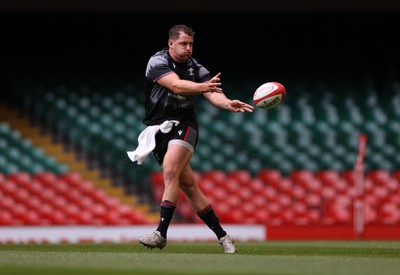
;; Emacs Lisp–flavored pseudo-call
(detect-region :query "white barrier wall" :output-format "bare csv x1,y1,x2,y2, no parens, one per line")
0,224,265,244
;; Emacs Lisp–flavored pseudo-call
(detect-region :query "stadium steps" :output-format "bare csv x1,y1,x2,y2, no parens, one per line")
0,100,156,219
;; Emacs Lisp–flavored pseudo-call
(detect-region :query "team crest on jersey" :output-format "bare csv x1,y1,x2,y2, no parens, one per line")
188,68,194,76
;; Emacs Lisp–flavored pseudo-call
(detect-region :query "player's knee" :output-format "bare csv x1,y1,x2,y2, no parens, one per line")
163,167,180,183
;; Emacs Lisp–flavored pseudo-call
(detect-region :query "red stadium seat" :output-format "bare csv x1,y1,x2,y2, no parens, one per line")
249,178,265,193
266,201,282,215
392,170,400,183
334,194,352,208
321,186,337,200
82,211,98,225
316,170,340,185
75,179,96,195
0,210,14,225
379,203,400,224
342,170,356,185
303,178,322,193
198,178,216,196
79,196,96,211
241,202,257,217
253,208,270,224
13,188,30,205
52,179,70,195
290,170,315,185
385,192,400,205
8,171,31,184
91,189,109,204
226,170,252,186
21,210,41,225
102,210,122,225
372,186,389,200
224,178,241,196
257,169,282,186
149,171,164,188
290,185,307,200
261,186,278,200
251,194,266,208
290,170,322,193
0,196,16,212
176,201,195,220
276,194,292,208
306,209,322,224
364,205,378,225
209,186,227,203
367,170,391,186
34,171,58,188
59,171,83,184
326,207,352,224
317,170,348,194
359,177,372,192
27,179,45,197
279,208,296,224
276,178,293,194
303,193,322,208
202,170,226,185
267,217,284,226
52,196,70,212
225,195,241,209
125,210,149,224
2,180,19,200
23,196,42,213
292,201,307,215
364,193,380,208
223,209,245,224
239,187,254,203
214,201,242,223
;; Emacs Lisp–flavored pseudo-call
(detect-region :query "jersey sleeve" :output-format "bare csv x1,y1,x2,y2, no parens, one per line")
197,66,211,83
145,54,174,82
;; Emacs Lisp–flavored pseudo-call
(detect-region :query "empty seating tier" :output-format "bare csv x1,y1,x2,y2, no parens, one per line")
149,169,400,225
0,172,153,226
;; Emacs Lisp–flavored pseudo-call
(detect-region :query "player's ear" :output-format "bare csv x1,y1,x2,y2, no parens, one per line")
168,39,173,47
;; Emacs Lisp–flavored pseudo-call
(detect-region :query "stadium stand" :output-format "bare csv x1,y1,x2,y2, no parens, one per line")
1,67,399,225
0,99,158,223
0,171,155,225
149,169,400,226
0,123,68,174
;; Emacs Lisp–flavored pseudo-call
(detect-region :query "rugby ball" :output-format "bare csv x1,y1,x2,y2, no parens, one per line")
253,82,286,110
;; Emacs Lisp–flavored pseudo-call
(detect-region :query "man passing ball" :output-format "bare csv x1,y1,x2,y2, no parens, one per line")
129,24,253,253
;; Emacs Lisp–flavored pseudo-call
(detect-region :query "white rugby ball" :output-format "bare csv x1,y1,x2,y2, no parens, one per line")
253,82,286,110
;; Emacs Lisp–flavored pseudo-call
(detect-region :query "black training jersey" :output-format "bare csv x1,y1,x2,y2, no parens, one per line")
143,47,211,125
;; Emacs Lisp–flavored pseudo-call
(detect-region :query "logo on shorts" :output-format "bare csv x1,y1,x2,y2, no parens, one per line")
178,130,183,136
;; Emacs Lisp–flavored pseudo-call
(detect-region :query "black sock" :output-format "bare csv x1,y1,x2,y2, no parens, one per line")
156,200,176,238
198,204,226,240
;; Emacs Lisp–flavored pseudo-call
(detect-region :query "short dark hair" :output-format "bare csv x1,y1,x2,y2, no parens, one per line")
169,24,195,40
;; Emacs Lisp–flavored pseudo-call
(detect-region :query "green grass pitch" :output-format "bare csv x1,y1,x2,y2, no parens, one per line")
1,241,400,275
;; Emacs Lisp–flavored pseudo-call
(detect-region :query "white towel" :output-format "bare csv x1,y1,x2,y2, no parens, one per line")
127,120,180,165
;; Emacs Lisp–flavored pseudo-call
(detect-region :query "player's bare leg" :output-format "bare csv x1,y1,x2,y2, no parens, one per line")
180,164,237,253
139,144,189,249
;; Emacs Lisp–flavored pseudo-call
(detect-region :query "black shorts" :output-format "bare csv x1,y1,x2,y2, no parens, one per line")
152,120,199,165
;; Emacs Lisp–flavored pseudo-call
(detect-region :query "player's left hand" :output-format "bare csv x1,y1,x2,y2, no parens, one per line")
228,100,254,112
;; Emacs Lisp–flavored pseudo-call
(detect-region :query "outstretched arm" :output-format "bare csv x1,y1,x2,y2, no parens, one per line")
157,72,223,95
204,92,254,113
